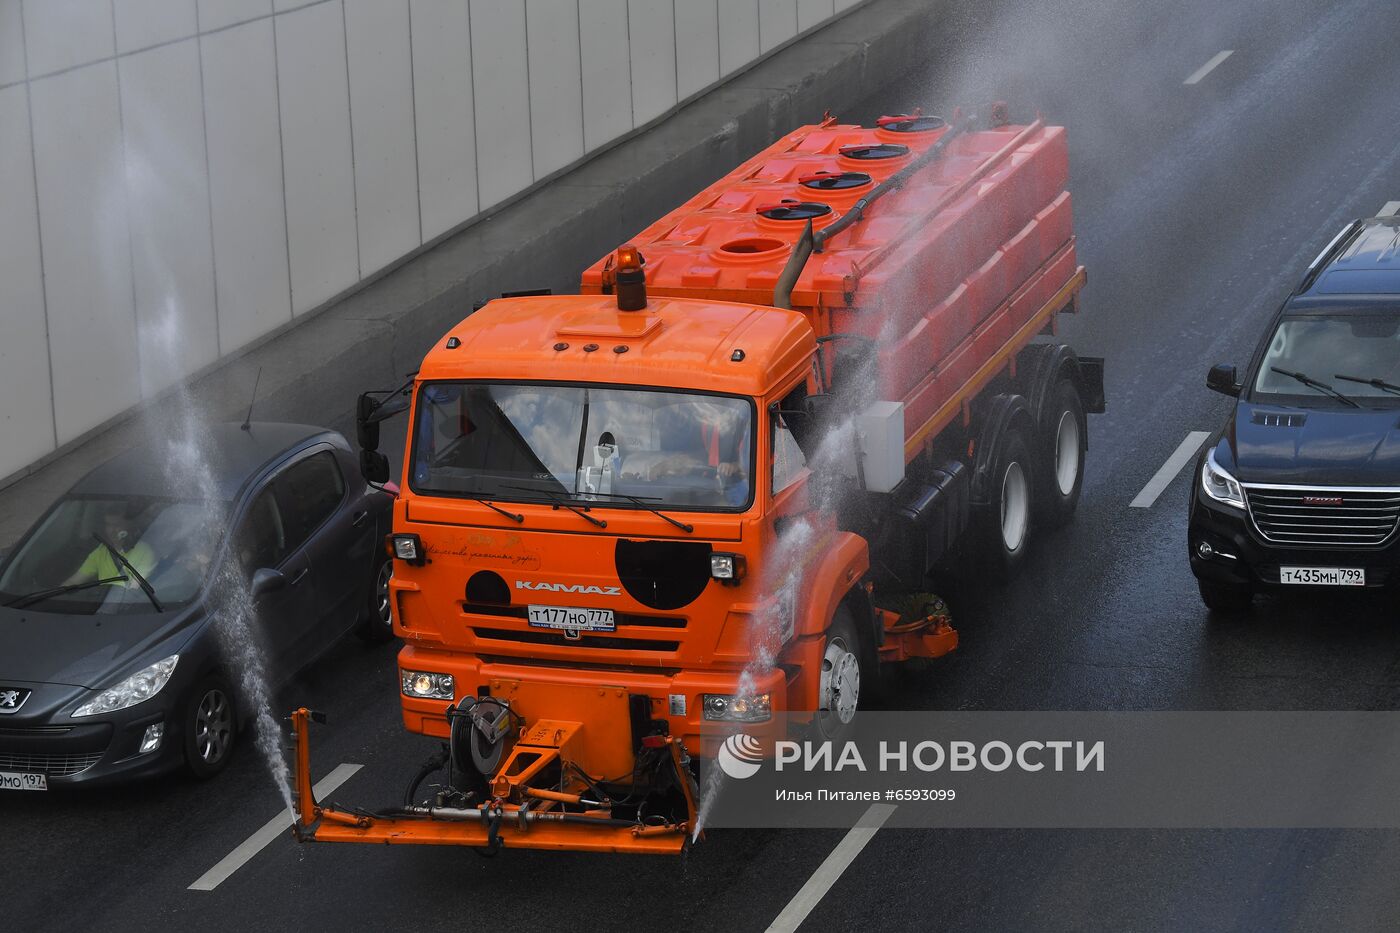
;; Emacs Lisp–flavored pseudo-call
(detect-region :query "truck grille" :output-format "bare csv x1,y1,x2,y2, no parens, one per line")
0,751,102,776
1244,485,1400,547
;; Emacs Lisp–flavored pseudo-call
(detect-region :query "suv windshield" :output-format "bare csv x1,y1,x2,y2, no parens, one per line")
1252,312,1400,406
0,495,226,614
409,382,754,510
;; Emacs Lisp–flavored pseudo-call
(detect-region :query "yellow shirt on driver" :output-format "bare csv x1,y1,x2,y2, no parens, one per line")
76,541,156,585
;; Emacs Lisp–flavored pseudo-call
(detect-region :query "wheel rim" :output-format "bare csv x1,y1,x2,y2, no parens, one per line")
1000,461,1029,552
194,688,232,764
819,635,861,727
375,561,393,631
1053,409,1081,496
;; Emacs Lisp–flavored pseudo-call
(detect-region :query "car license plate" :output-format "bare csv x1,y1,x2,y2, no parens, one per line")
1279,566,1366,586
0,771,47,791
528,605,615,634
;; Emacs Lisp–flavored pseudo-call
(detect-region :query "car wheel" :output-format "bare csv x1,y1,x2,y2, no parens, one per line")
1037,378,1086,527
358,558,395,643
184,675,237,780
1198,579,1253,614
814,608,868,742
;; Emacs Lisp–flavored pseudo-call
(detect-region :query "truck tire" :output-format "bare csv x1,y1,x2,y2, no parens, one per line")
1036,377,1086,527
814,607,867,742
1198,579,1253,614
975,425,1036,577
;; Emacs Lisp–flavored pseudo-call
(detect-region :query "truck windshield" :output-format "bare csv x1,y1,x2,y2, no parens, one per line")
410,382,754,510
1252,312,1400,406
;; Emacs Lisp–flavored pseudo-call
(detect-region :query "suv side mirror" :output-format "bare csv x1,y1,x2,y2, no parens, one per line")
249,567,286,600
1206,364,1241,397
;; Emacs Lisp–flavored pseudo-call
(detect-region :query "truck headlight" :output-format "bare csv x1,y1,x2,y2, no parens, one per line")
702,692,771,722
710,553,747,582
1201,448,1245,510
401,669,454,700
73,655,179,717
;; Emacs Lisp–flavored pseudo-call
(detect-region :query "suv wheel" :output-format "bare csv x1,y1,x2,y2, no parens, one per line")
1198,579,1253,614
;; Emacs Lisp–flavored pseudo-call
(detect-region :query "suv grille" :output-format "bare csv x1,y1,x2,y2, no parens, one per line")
1244,485,1400,547
0,751,102,776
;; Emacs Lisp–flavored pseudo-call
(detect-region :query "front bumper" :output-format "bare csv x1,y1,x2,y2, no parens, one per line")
1188,491,1400,591
0,682,182,789
398,645,795,757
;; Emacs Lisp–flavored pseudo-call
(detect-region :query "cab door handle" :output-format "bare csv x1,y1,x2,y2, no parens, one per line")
290,567,309,586
351,510,369,527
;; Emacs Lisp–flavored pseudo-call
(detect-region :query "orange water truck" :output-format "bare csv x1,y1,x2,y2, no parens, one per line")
290,104,1104,854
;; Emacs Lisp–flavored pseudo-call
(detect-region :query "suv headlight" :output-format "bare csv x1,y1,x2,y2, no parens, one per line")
401,669,454,700
1201,448,1245,510
73,655,179,718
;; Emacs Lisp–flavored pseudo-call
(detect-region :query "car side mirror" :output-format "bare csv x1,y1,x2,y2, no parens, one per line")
1206,364,1241,397
249,567,286,600
360,449,390,485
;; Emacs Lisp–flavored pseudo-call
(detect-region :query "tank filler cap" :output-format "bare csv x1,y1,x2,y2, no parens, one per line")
756,199,832,221
839,143,910,160
799,170,872,191
875,113,946,133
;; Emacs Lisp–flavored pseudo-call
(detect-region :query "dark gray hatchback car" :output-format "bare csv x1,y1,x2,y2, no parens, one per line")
0,423,393,788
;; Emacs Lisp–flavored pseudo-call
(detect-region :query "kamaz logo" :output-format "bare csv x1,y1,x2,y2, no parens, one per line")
515,581,622,596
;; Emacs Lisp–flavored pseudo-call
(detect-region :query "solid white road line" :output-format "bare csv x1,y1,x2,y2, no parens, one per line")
188,762,362,892
1130,431,1211,509
764,803,897,933
1184,50,1234,85
1378,201,1400,217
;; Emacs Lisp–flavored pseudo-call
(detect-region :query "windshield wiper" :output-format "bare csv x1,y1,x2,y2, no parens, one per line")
578,491,694,533
1335,373,1400,396
500,483,607,528
5,576,129,609
93,533,163,612
1269,367,1361,408
466,495,524,523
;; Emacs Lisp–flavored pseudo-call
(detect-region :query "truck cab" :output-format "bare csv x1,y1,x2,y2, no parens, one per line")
1191,216,1400,610
389,292,857,760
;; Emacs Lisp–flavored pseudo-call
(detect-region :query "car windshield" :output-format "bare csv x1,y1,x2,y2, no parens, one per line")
409,382,754,510
0,495,226,614
1252,312,1400,407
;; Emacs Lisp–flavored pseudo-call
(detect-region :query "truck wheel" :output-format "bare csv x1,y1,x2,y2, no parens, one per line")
815,608,867,742
1198,580,1253,614
1037,378,1086,527
976,426,1036,576
183,675,237,780
357,557,395,643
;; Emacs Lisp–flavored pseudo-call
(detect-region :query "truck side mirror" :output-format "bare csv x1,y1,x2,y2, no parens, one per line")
360,449,391,485
249,567,286,600
356,393,381,451
1206,364,1241,397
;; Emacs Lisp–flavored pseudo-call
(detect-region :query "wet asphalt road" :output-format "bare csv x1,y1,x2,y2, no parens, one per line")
5,0,1400,929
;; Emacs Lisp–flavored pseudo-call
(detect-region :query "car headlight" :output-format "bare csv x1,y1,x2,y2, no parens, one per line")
710,552,747,583
1200,448,1245,510
401,669,454,700
702,692,771,722
73,655,179,718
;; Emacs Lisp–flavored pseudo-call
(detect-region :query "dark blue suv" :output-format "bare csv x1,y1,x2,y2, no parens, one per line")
1190,216,1400,612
